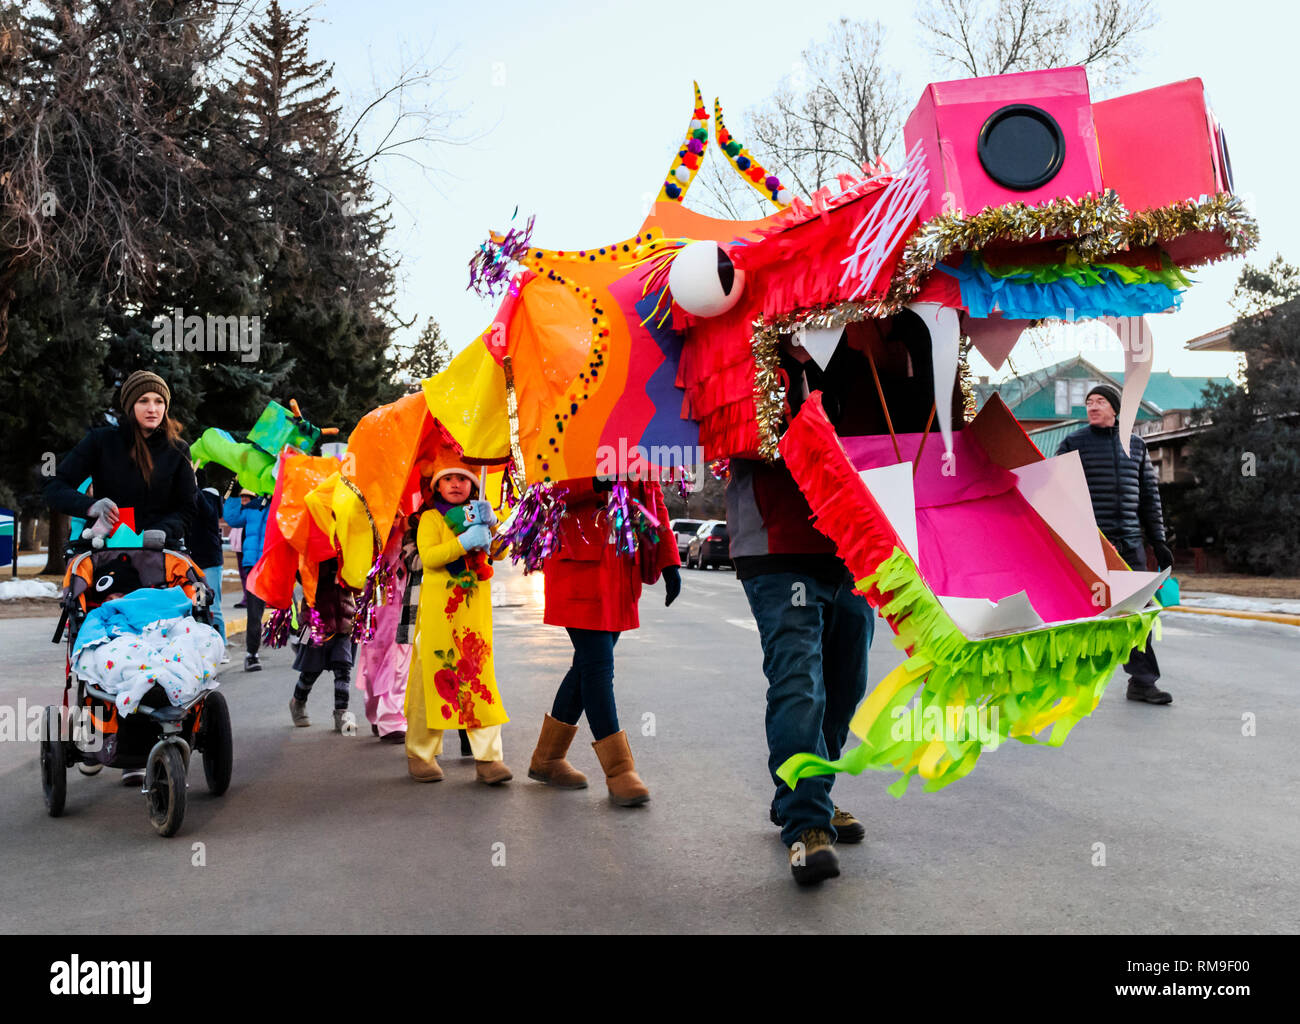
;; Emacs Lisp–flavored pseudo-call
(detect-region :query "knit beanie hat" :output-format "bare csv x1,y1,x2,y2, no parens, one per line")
1086,383,1121,415
119,370,171,416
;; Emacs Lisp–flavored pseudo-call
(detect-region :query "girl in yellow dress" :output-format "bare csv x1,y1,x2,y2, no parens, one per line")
405,457,511,784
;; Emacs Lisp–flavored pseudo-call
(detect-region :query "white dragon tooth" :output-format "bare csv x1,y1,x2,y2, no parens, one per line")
1101,316,1155,457
906,302,962,457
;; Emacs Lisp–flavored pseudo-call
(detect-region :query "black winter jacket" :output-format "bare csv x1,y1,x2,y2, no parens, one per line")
45,422,196,546
187,488,225,567
1056,423,1165,546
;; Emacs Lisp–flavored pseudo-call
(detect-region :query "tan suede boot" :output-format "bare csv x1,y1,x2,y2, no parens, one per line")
527,714,589,789
475,760,513,785
407,756,443,782
591,730,649,807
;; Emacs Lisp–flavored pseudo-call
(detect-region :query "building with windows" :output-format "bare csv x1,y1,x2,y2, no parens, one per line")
973,355,1235,484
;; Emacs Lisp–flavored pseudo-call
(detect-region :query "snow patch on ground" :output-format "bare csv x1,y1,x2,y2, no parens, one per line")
0,579,60,600
1180,592,1300,616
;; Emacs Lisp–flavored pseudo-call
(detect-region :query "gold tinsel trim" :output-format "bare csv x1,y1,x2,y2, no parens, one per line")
743,191,1258,457
339,475,381,560
887,190,1258,314
751,322,784,462
502,354,528,493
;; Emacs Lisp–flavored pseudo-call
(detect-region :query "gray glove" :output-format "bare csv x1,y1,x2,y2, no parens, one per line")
141,529,167,550
84,497,120,540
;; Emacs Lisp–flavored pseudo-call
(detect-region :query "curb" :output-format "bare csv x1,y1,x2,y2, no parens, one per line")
1166,606,1300,627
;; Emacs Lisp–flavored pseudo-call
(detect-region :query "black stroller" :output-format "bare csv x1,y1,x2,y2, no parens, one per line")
42,543,233,837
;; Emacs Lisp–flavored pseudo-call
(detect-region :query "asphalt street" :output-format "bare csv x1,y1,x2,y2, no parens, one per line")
1,562,1297,934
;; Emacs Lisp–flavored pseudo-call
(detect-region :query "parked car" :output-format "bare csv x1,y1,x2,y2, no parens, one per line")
686,520,731,570
670,518,706,559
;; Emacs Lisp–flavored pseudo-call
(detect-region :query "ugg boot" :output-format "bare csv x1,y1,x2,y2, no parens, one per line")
591,730,649,807
474,760,513,785
408,756,443,782
527,714,589,789
289,697,310,727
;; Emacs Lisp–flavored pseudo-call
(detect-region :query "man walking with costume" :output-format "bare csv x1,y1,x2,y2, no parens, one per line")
1057,383,1173,704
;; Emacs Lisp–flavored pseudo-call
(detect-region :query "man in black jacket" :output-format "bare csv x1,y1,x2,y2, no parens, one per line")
1057,383,1173,704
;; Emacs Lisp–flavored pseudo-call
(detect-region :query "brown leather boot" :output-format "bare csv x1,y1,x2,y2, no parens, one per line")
475,760,513,785
527,714,588,789
591,730,649,807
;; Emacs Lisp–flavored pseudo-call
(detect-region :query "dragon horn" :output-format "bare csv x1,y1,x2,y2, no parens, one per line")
656,82,711,205
713,97,792,211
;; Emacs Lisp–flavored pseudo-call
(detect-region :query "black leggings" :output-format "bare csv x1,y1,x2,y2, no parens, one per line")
551,628,620,741
295,669,350,710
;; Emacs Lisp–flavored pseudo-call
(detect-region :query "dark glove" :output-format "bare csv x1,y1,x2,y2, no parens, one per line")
141,529,167,550
591,475,614,493
662,564,681,607
1153,541,1174,571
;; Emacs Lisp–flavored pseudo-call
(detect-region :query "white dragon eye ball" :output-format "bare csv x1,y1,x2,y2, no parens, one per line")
667,241,745,318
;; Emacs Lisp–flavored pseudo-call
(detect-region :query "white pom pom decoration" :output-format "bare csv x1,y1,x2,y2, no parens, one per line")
674,165,691,183
776,189,792,204
667,241,746,318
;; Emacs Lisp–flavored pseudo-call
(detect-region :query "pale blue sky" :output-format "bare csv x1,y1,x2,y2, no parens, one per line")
293,0,1296,383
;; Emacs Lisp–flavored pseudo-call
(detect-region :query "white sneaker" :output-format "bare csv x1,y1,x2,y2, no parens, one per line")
220,653,231,665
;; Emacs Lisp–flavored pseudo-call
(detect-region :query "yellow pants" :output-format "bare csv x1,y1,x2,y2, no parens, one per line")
405,671,503,764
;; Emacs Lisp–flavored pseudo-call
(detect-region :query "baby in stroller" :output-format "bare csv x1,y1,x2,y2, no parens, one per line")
44,542,233,836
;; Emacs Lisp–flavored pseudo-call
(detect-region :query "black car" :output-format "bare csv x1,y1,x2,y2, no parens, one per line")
670,518,706,558
686,521,730,570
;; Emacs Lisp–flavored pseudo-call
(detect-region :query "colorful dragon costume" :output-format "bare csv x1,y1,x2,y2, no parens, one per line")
257,68,1257,795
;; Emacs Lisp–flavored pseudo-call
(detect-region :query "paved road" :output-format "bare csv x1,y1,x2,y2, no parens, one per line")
1,563,1296,933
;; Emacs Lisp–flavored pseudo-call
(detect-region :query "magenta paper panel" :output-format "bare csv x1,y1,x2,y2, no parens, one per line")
918,491,1099,622
841,430,1099,622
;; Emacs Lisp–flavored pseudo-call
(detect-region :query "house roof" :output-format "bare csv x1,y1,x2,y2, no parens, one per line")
1025,420,1086,456
974,355,1160,421
1111,371,1234,411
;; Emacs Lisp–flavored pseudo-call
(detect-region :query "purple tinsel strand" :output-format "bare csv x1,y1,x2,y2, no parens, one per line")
675,467,691,503
500,483,567,573
467,215,536,298
307,606,326,645
607,482,638,557
351,554,395,644
262,607,291,649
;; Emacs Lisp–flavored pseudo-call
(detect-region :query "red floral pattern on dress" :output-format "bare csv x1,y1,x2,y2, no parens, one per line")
430,628,494,729
443,570,477,617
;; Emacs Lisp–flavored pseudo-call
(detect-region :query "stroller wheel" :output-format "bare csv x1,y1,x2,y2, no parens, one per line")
197,691,233,797
146,744,187,837
77,763,103,776
40,707,67,817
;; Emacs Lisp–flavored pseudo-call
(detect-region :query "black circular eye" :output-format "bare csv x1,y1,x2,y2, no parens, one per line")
95,575,114,592
978,104,1065,191
716,246,736,296
1217,125,1235,194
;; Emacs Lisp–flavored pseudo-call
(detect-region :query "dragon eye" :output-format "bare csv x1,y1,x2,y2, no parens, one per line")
668,241,745,317
978,104,1065,191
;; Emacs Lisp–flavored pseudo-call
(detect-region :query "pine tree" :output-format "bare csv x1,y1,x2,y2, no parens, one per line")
394,316,453,390
233,0,402,431
1186,257,1300,574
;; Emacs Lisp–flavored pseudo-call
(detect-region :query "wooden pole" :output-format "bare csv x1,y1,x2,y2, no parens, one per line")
912,403,937,477
864,346,902,463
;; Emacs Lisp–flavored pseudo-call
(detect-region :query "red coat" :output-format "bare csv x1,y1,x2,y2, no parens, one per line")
543,478,680,632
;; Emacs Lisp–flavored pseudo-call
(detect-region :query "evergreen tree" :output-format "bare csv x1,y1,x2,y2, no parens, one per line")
232,1,401,431
394,316,453,390
1186,257,1300,574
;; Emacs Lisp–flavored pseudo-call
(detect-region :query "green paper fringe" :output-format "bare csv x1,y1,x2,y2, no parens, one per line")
777,548,1160,797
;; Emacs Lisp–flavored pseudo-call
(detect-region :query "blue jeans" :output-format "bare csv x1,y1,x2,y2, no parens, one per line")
203,566,226,643
742,572,874,846
551,628,621,741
